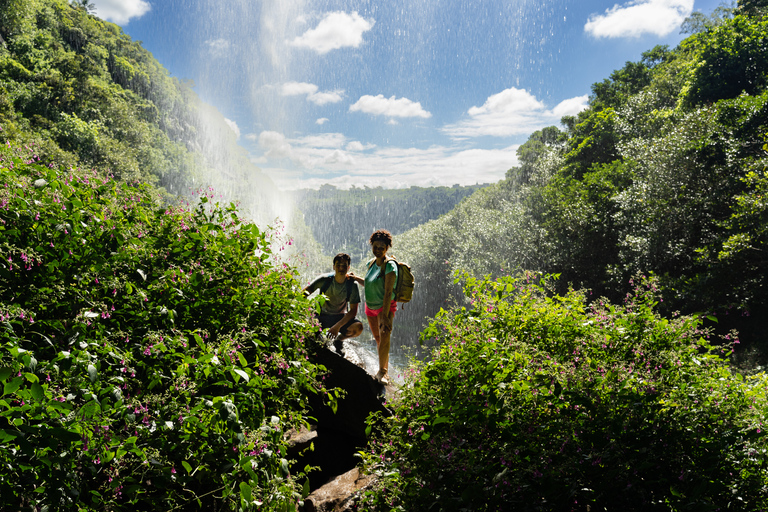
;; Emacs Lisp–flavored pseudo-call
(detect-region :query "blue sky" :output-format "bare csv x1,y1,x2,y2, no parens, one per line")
90,0,725,190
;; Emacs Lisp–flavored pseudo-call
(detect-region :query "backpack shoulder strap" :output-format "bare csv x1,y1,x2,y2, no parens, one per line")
318,273,335,294
344,278,354,303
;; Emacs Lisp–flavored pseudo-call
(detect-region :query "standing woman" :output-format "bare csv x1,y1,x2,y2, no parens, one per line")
351,229,397,384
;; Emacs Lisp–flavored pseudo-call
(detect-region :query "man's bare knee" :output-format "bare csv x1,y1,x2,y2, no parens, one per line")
347,322,363,338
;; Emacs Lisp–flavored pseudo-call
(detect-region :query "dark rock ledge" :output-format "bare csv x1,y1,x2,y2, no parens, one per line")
290,348,392,509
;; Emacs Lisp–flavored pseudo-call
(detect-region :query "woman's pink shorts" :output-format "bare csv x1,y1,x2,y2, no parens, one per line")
365,302,397,317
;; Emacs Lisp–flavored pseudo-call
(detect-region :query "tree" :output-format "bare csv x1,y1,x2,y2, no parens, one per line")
680,2,736,34
682,15,768,106
73,0,96,14
738,0,768,17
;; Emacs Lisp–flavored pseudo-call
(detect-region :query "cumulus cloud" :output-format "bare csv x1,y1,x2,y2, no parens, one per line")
295,133,347,149
254,131,351,169
290,11,375,54
349,95,431,119
254,128,522,190
443,88,588,139
266,144,521,190
224,118,240,140
308,90,344,106
281,82,344,106
324,149,355,165
551,95,590,118
92,0,151,25
584,0,694,38
257,131,294,160
316,118,330,125
345,141,376,151
281,82,318,96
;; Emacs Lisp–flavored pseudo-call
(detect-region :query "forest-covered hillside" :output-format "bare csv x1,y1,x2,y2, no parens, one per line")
291,183,487,262
395,5,768,354
0,0,282,224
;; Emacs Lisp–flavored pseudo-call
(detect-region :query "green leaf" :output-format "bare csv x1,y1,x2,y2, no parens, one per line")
239,482,253,502
0,429,19,442
432,416,450,426
0,368,13,382
182,461,192,474
3,377,22,396
30,383,44,401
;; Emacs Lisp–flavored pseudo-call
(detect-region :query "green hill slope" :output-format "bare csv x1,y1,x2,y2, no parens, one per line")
0,0,281,224
291,183,487,263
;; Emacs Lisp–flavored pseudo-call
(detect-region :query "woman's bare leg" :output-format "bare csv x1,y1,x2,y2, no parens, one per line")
367,314,390,376
378,328,390,374
367,314,380,349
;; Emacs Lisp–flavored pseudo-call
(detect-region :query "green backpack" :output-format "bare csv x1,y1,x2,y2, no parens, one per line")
367,257,415,304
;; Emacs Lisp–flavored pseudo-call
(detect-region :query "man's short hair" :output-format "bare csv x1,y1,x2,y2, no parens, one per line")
333,253,351,265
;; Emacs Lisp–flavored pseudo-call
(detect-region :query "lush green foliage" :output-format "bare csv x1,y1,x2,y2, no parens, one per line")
0,142,330,511
362,274,768,511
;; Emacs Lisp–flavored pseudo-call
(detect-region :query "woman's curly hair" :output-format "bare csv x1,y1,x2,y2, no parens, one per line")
369,229,393,247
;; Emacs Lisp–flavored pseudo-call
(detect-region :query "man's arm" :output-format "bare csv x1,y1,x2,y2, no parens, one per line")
329,302,358,338
303,275,323,297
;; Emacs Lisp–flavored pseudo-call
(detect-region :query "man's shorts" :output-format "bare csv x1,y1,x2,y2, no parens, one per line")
317,313,362,336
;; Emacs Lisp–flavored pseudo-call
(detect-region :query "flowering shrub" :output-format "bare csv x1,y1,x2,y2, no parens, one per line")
0,142,327,510
361,273,768,511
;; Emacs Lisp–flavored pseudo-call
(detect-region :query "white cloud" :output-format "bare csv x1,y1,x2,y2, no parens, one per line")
316,118,330,125
281,82,344,105
92,0,151,25
551,95,590,118
443,88,588,139
295,133,347,149
259,132,520,190
324,149,355,165
584,0,694,38
290,11,375,54
346,141,376,151
257,131,294,160
281,82,318,96
224,118,240,140
308,90,344,106
349,95,431,119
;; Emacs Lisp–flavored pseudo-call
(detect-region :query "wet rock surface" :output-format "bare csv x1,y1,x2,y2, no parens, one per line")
303,467,375,512
297,348,391,491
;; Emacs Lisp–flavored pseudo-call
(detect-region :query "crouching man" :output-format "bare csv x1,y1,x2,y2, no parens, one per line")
303,253,363,354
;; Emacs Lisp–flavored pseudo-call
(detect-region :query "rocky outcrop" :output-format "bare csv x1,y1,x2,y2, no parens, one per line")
296,348,391,491
303,467,375,512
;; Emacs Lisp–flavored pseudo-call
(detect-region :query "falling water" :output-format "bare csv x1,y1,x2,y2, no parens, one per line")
129,0,577,362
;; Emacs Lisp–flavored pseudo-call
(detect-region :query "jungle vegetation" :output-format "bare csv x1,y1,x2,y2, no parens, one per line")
1,0,768,510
